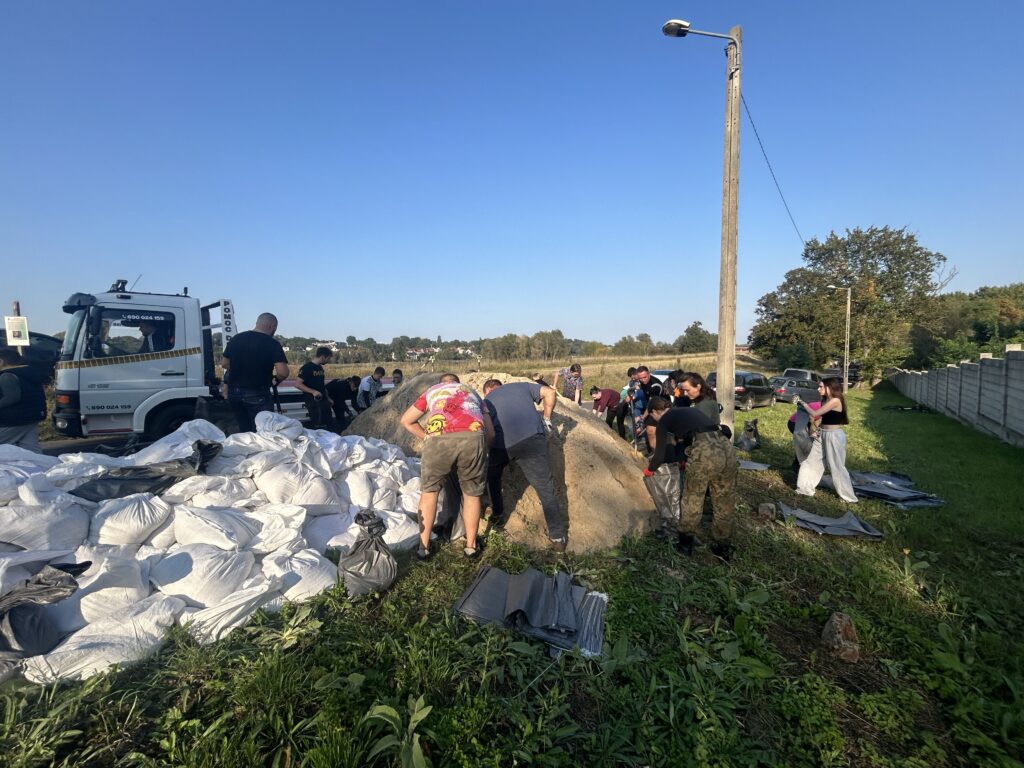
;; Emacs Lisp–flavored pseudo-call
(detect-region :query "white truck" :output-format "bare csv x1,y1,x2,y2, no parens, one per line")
52,279,309,438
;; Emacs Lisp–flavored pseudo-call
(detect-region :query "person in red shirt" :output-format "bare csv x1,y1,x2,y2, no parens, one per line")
400,374,495,559
589,386,621,430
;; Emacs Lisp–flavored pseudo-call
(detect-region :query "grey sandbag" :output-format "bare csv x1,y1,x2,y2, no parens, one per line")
453,566,608,657
792,407,815,463
778,502,883,540
70,440,222,502
339,510,398,598
0,562,89,657
643,464,681,527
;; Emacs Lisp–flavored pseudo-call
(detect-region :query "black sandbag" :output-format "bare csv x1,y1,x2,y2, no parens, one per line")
70,440,222,502
339,511,398,598
0,563,90,657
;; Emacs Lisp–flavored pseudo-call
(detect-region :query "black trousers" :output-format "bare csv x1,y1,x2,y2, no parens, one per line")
614,401,630,438
228,387,273,433
487,434,566,539
304,394,333,429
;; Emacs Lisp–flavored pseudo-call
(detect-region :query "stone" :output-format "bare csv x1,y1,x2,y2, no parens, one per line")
821,611,860,663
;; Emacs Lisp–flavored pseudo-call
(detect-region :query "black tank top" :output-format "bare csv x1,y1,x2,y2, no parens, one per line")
819,407,848,426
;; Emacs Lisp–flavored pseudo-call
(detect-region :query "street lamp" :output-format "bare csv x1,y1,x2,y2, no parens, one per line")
662,18,742,435
827,284,852,393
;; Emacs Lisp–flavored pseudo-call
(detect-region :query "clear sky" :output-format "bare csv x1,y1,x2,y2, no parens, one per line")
2,2,1022,344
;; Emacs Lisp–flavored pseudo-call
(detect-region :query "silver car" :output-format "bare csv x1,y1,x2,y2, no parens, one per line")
771,376,820,404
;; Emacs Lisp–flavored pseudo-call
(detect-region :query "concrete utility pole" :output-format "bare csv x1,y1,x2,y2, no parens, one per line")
717,25,742,434
662,19,742,435
828,284,852,392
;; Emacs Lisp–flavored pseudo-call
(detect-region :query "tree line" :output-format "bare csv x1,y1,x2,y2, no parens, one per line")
276,322,718,365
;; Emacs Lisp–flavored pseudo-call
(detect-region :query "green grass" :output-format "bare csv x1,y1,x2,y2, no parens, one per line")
4,383,1024,766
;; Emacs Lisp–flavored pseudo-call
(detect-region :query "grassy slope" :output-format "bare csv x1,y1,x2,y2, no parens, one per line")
4,383,1023,767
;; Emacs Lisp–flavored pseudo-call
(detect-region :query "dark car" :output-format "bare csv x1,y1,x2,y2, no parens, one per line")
707,370,775,411
771,376,820,404
0,329,61,383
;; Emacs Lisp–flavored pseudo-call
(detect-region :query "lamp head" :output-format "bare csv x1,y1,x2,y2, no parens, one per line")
662,19,691,37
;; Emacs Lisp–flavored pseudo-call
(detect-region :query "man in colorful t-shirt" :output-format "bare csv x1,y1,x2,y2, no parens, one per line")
400,373,494,560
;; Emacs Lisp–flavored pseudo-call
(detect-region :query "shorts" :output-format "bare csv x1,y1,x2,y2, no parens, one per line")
420,431,487,497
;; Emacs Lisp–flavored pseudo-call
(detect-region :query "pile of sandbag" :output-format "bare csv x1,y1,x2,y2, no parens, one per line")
0,412,422,685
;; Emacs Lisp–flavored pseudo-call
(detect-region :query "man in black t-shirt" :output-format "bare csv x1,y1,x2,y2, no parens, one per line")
326,375,360,430
221,312,289,432
296,346,333,429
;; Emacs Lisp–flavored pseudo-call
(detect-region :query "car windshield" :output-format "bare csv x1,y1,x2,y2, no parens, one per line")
61,309,86,359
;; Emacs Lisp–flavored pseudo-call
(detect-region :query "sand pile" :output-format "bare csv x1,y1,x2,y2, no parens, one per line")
344,372,657,553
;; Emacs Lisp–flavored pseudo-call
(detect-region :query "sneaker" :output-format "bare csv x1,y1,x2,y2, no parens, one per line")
550,537,568,553
463,545,480,558
416,545,432,561
676,533,696,557
709,541,733,562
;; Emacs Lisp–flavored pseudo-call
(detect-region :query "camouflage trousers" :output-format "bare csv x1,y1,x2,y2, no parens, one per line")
679,431,738,542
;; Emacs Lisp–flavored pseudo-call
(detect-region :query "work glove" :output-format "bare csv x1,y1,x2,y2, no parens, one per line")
642,468,655,478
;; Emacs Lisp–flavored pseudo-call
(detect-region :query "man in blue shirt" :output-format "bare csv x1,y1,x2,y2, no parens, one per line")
482,379,567,552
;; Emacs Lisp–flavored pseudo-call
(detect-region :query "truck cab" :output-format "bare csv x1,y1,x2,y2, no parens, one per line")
52,280,238,438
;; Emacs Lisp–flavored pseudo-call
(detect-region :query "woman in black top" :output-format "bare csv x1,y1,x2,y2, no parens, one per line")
794,377,857,503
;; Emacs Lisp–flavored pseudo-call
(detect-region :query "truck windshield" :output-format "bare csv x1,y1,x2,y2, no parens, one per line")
61,309,86,359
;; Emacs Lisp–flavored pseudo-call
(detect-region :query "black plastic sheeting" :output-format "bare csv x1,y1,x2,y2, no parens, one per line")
453,566,607,657
338,511,398,598
0,562,90,681
779,502,884,540
819,471,944,509
69,440,222,502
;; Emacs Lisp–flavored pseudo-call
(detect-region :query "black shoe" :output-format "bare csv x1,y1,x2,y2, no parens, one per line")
550,537,568,553
709,541,733,562
676,533,696,557
416,545,432,561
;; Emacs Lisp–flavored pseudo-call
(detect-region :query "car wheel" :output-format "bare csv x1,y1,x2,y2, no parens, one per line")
741,395,754,411
769,395,777,407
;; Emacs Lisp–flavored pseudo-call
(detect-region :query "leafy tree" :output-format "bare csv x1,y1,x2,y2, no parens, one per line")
675,321,718,353
750,227,949,379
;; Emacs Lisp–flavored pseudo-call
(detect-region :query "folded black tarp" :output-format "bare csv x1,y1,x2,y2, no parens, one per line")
779,502,883,540
819,471,944,509
453,566,607,657
69,440,222,502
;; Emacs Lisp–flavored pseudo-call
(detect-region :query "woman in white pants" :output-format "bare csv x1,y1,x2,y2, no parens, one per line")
795,377,858,503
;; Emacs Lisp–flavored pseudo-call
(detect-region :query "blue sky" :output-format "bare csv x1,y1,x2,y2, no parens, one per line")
2,2,1022,344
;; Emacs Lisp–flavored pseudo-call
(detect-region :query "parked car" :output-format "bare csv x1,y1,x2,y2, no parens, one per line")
707,370,776,410
781,368,821,383
771,376,820,404
0,329,61,383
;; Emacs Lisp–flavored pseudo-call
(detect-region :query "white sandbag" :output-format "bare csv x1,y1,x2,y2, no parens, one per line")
181,576,282,645
254,463,341,506
310,430,352,474
126,419,225,466
145,515,177,549
243,505,307,555
371,486,398,512
399,476,421,497
336,436,384,469
174,506,259,551
219,431,280,457
135,544,166,572
42,461,107,491
261,549,337,602
302,508,360,554
397,493,420,517
0,503,90,551
0,444,59,473
23,594,186,684
16,475,84,508
0,549,74,597
0,474,22,504
253,412,332,478
378,509,420,551
150,544,254,608
89,493,172,546
161,476,257,507
337,471,374,509
44,554,151,634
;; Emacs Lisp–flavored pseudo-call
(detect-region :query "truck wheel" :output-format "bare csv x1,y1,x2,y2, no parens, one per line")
147,403,196,439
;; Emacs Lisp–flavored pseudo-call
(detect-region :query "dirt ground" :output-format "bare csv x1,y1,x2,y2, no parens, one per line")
345,371,657,553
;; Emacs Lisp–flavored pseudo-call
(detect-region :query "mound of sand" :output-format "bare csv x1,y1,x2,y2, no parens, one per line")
344,371,657,553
